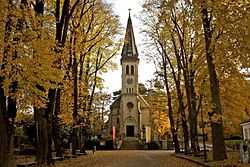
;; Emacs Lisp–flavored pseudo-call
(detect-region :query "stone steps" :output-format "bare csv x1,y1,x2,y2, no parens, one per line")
121,140,144,150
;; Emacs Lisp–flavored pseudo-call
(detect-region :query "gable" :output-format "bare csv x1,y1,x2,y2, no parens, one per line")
137,95,149,109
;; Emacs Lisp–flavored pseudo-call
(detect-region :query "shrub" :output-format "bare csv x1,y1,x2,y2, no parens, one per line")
147,141,160,150
225,140,241,151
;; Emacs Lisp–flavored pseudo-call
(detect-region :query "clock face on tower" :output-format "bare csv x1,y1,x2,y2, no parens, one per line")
127,78,133,84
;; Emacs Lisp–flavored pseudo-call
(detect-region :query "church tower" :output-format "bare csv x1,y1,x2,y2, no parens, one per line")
109,11,152,146
120,12,141,139
121,12,139,95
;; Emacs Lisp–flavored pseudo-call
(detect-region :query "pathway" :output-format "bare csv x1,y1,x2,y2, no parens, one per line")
54,150,203,167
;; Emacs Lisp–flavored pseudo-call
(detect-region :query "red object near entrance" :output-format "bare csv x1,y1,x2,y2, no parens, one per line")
112,126,116,141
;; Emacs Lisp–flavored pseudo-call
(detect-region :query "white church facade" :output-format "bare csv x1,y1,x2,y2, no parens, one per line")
108,13,152,146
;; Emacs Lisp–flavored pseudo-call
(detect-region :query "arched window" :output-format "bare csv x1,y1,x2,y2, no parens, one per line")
126,65,129,75
131,65,134,75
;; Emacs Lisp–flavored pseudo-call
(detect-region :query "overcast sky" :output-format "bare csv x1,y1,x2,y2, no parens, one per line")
103,0,154,93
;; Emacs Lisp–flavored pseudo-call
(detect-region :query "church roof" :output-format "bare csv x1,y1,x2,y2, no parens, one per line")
137,95,150,108
110,95,121,109
240,120,250,126
121,12,138,60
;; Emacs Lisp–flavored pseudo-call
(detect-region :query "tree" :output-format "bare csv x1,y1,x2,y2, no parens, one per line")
48,0,82,158
0,1,16,166
197,0,250,160
199,0,227,160
0,0,62,165
58,0,120,154
142,0,192,153
143,0,250,158
0,0,119,165
166,1,203,153
145,86,170,140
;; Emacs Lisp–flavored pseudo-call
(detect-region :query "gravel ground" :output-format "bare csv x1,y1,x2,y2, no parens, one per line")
54,150,203,167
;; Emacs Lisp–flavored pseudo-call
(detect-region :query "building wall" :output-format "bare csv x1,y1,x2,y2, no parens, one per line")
141,107,151,127
120,94,139,137
242,123,250,140
109,59,152,140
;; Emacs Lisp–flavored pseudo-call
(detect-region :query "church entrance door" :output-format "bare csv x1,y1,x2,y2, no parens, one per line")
126,125,134,137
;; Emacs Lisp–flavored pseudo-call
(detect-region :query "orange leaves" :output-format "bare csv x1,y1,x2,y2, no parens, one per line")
145,89,170,138
0,0,63,109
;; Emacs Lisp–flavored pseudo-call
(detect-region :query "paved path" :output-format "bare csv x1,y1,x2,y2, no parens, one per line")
55,150,203,167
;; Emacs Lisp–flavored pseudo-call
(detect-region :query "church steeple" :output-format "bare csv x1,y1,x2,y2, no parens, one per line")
121,11,138,59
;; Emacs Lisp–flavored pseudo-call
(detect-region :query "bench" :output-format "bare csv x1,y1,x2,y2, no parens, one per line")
17,162,37,167
52,156,64,161
64,155,77,159
76,152,87,156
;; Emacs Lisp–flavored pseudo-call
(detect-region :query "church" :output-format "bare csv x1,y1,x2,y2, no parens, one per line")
108,13,152,148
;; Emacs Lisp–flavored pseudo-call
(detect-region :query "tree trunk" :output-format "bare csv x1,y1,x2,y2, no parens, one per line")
162,55,180,153
72,49,78,155
34,107,48,165
87,49,102,115
34,89,56,165
200,0,227,160
46,105,53,165
0,120,10,167
187,73,199,153
165,35,190,154
0,86,8,167
52,90,63,157
47,0,78,158
174,67,189,154
80,128,87,153
33,0,57,164
181,115,189,154
72,128,77,155
52,0,78,156
172,132,180,153
6,85,17,167
189,114,199,153
0,86,16,167
182,68,198,153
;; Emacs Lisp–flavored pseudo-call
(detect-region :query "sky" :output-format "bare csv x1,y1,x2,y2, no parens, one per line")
103,0,154,93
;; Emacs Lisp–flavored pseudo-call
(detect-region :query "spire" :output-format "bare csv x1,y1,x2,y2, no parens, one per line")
121,10,138,58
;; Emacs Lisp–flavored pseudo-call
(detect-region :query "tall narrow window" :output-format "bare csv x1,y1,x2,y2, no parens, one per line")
245,128,248,139
131,65,134,75
126,65,129,75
